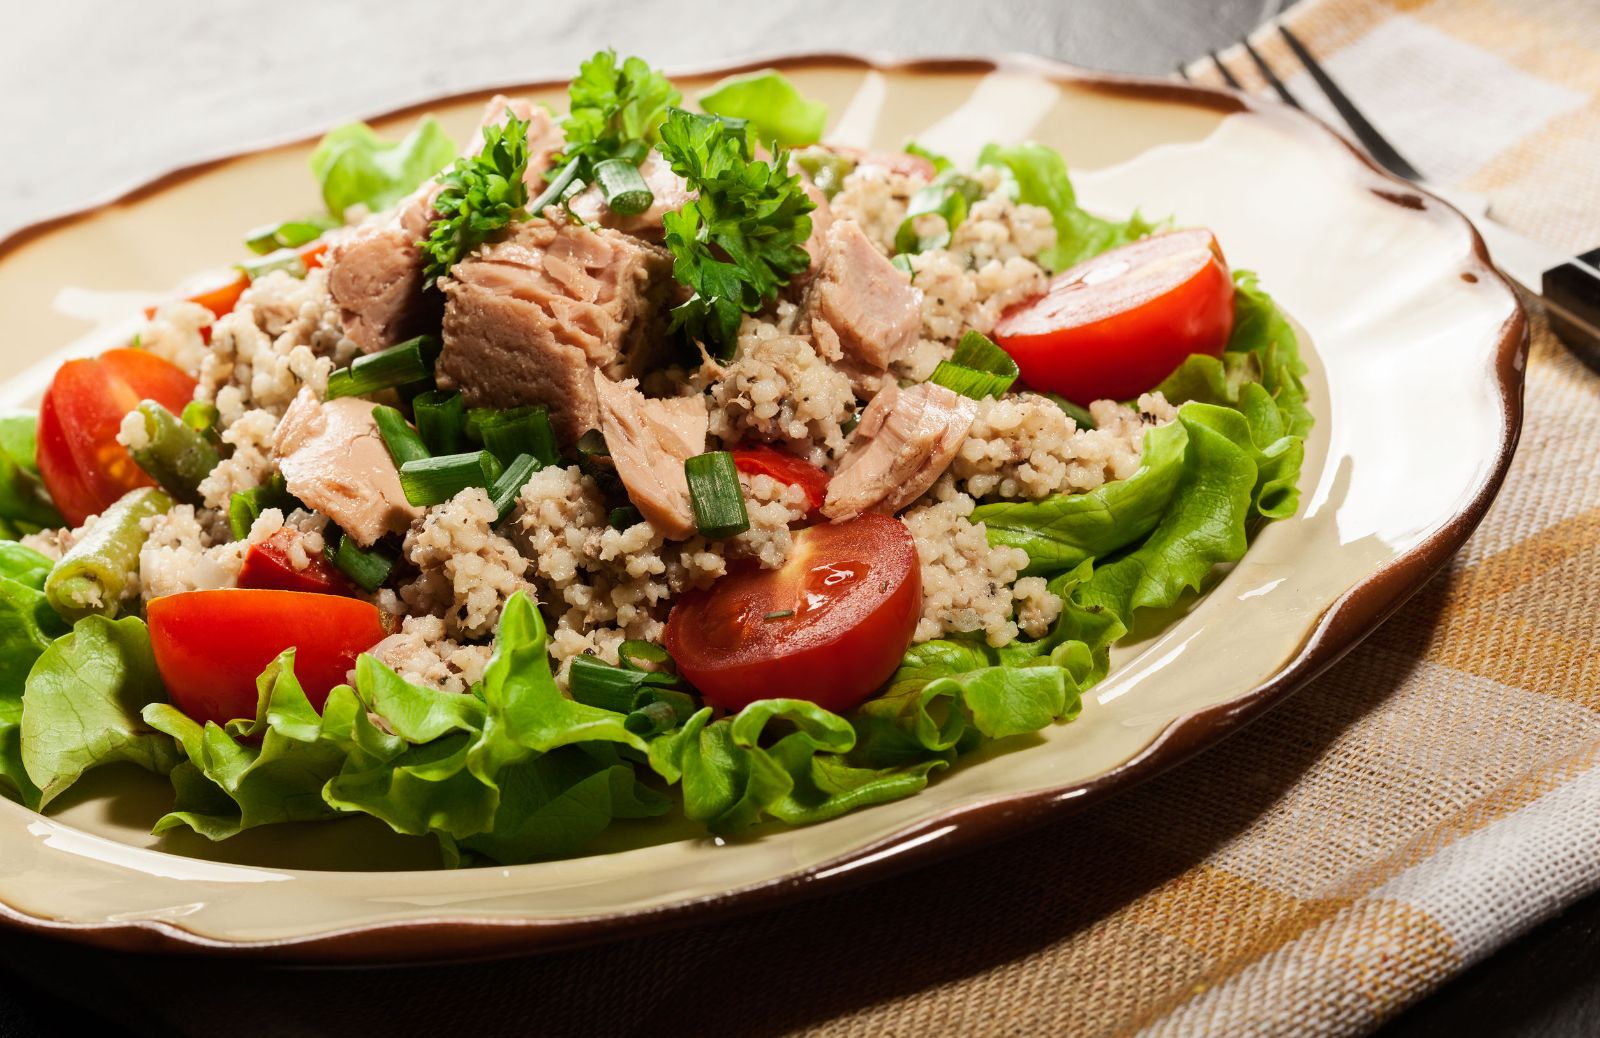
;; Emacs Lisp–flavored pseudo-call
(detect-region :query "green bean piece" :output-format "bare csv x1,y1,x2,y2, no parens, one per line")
45,487,173,621
127,401,222,504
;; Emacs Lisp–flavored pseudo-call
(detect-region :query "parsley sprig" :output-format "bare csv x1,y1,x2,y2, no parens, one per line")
656,109,816,357
419,113,532,284
550,50,680,183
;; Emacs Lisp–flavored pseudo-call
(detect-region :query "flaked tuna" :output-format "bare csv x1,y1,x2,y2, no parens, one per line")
437,219,676,444
593,372,708,539
806,218,921,373
567,151,694,241
325,97,564,353
271,389,422,546
822,382,976,520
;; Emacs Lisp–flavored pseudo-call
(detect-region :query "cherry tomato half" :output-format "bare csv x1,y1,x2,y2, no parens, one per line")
731,445,830,520
993,228,1235,404
148,589,388,727
237,529,356,597
37,348,198,525
664,513,920,713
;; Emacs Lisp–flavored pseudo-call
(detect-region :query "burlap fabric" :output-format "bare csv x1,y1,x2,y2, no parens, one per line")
5,1,1596,1035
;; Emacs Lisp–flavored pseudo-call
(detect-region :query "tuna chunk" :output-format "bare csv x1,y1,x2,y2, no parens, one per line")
593,372,708,539
806,219,921,372
822,382,976,520
796,179,834,280
325,98,563,353
567,151,694,240
437,219,676,443
272,389,422,546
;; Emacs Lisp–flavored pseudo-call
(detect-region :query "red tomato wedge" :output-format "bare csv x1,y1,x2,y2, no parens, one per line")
993,228,1235,404
148,590,388,727
731,445,830,519
142,240,330,324
664,514,920,713
37,348,198,525
237,530,356,597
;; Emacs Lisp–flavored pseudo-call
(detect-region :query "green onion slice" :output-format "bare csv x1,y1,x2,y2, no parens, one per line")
398,450,503,507
593,158,654,217
412,390,466,455
237,248,308,282
529,161,582,215
330,534,394,591
326,335,441,400
608,505,643,531
478,405,559,468
372,405,430,468
569,654,690,716
927,330,1020,401
488,453,538,522
618,640,675,673
244,217,337,255
793,148,855,200
685,451,750,539
227,475,294,541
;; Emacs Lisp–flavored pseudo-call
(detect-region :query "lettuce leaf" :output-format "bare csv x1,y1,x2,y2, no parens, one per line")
309,117,458,218
978,141,1159,272
698,69,827,148
0,544,66,805
20,615,178,809
0,414,61,531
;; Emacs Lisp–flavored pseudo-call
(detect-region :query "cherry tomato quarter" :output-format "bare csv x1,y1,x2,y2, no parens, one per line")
664,514,920,714
993,228,1235,404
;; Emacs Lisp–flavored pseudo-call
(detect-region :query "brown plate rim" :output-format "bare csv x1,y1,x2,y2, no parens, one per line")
0,51,1528,964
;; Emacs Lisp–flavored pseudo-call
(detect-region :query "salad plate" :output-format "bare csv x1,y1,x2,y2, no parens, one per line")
0,53,1524,961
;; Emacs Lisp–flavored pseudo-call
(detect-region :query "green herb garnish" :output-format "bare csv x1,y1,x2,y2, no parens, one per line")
419,113,533,284
656,109,815,357
549,49,679,186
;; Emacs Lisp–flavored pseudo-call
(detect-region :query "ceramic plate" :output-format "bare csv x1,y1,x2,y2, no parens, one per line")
0,55,1525,961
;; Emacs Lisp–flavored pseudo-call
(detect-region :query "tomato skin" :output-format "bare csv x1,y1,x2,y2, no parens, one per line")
993,228,1235,405
148,590,387,727
731,445,830,520
664,514,921,714
237,530,355,597
37,348,198,526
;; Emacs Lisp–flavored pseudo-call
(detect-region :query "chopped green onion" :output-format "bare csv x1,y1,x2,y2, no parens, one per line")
793,148,855,199
892,171,984,255
371,405,430,468
685,451,749,539
840,410,861,438
618,640,675,673
478,405,559,467
593,158,653,216
326,334,441,400
227,475,294,541
1045,393,1097,430
488,453,538,522
330,534,395,591
398,451,503,507
237,248,308,281
624,700,680,737
891,254,915,277
568,654,647,713
528,160,582,215
927,330,1019,401
244,217,337,255
608,505,643,530
412,390,465,455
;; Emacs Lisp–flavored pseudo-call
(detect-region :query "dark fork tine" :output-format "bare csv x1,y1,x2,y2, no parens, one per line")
1278,24,1424,182
1240,36,1301,108
1175,62,1192,82
1209,50,1243,89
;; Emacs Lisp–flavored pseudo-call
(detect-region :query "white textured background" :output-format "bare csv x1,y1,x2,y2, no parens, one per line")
0,0,1275,237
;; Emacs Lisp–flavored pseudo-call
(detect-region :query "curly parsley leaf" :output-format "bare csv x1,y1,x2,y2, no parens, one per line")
656,109,815,357
419,113,532,284
551,49,680,181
